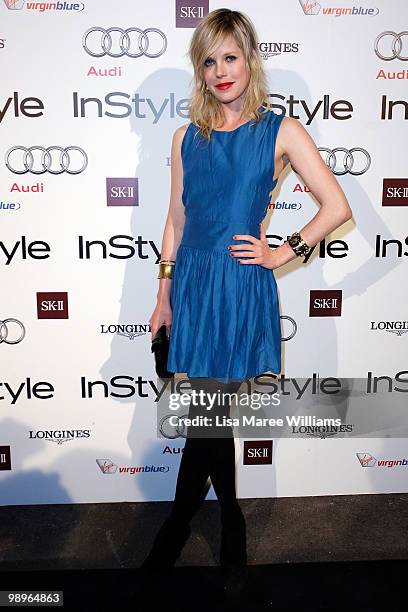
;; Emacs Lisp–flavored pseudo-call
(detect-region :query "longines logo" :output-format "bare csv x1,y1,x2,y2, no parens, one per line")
100,324,149,339
309,290,342,317
106,178,139,206
370,320,408,336
29,429,91,444
291,424,353,438
243,440,273,465
382,179,408,206
0,446,11,471
175,0,208,28
259,42,299,60
37,292,68,319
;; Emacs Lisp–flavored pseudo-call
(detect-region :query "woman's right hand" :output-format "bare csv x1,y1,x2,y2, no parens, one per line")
149,299,172,340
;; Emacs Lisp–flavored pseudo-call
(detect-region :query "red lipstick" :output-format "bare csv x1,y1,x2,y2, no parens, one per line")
215,82,234,90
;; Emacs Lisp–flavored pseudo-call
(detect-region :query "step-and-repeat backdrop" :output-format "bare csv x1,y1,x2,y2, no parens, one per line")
1,0,407,505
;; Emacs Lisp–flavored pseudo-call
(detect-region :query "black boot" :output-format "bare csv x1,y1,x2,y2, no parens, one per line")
141,435,211,570
141,515,192,570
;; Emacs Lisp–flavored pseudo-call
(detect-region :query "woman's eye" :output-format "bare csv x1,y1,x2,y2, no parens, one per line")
204,55,237,67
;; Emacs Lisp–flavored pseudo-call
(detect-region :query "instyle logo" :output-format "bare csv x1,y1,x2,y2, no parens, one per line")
309,290,342,317
0,446,11,471
106,178,139,207
83,27,167,58
357,453,408,468
72,91,189,122
298,1,379,16
175,0,208,28
259,42,299,60
3,0,85,11
381,95,408,120
0,92,44,124
269,94,353,125
243,440,273,465
37,292,68,319
382,179,408,206
0,38,5,49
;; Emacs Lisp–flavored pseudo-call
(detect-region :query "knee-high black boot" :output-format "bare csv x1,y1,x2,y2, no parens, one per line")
209,435,247,567
141,435,211,569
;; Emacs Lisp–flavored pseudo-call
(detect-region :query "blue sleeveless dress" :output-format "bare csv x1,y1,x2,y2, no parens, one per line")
167,108,284,383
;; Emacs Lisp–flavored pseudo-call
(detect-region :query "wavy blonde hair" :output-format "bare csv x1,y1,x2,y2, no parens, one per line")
187,8,269,141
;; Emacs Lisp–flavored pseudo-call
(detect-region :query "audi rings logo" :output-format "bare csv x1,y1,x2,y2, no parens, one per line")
159,414,188,439
280,315,297,341
0,319,25,344
318,147,371,176
82,27,167,58
5,146,88,175
375,31,408,61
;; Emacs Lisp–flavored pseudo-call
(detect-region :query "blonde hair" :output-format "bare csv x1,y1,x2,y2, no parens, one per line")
187,8,269,140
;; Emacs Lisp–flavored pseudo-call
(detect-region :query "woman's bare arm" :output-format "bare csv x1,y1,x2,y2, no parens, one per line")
156,124,188,304
273,116,353,266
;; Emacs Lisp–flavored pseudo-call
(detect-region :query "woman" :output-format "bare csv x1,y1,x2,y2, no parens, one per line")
143,8,352,574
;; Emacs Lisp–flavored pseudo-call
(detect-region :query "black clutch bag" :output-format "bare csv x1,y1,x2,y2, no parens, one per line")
151,324,174,379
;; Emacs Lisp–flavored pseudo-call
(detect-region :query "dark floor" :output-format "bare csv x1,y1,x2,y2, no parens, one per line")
0,493,407,609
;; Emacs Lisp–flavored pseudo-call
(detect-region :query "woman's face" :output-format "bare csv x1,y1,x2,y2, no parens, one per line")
202,34,250,105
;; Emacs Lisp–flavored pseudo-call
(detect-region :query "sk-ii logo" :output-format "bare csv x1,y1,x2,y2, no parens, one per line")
309,290,342,317
0,446,11,471
106,178,139,206
243,440,273,465
175,0,208,28
37,292,69,319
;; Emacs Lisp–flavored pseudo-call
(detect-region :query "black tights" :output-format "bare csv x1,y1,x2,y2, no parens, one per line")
142,377,247,568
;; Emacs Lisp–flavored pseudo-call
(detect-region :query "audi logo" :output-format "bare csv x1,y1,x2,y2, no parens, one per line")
5,146,88,175
82,27,167,58
159,414,188,439
318,147,371,176
374,31,408,61
280,315,297,342
0,319,25,344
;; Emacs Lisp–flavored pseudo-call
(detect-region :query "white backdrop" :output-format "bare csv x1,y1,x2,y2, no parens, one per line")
1,0,407,506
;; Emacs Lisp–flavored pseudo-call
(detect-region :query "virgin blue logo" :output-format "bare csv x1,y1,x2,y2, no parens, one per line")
269,201,302,211
3,0,85,11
